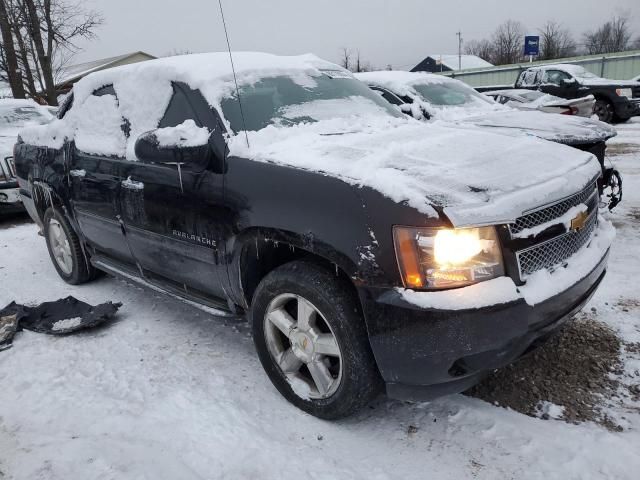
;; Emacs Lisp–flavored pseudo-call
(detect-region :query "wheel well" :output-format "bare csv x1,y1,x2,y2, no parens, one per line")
240,238,360,312
31,181,63,223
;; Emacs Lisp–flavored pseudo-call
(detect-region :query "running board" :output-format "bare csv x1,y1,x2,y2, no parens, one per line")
91,256,234,317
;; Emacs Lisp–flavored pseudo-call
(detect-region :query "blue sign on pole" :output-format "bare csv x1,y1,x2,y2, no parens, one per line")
524,36,540,56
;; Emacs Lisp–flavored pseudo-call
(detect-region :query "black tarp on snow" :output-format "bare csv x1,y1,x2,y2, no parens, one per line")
0,296,121,351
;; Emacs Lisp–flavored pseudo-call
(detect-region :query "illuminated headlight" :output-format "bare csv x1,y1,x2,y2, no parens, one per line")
616,88,632,98
393,226,505,289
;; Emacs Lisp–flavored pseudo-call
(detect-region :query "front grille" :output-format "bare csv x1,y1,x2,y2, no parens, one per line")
632,86,640,99
509,180,598,236
516,208,597,277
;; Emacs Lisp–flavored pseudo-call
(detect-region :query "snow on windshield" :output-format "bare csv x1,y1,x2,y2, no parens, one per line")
279,97,390,124
220,74,401,133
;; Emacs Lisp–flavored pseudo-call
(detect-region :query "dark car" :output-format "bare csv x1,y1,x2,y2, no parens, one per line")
14,53,614,419
357,71,623,210
515,64,640,123
0,99,53,214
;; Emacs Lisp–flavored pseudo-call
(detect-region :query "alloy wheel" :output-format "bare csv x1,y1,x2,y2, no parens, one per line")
48,218,73,275
264,293,343,399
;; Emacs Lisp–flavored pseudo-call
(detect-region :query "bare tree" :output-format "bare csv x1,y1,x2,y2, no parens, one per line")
0,0,25,97
539,21,577,60
584,15,633,54
491,20,525,65
0,0,102,104
340,47,351,71
464,38,495,63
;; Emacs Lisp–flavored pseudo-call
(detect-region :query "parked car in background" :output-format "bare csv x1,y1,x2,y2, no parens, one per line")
514,64,640,123
14,52,614,419
0,99,53,214
357,71,622,209
484,89,595,117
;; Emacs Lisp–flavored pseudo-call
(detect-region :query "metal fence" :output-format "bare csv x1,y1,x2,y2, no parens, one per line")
441,50,640,88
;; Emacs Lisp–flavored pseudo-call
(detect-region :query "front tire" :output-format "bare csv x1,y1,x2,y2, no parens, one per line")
43,207,96,285
593,99,614,123
251,260,381,419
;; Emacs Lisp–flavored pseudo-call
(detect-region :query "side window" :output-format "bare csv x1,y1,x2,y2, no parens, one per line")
515,71,527,87
74,85,127,158
521,70,538,87
370,86,404,106
159,83,203,128
534,70,543,84
542,70,572,86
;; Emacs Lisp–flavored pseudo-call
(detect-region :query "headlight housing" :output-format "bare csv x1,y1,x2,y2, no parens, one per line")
393,226,505,290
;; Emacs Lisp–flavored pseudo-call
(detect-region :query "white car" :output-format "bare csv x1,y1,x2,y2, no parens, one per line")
0,99,53,214
484,89,595,117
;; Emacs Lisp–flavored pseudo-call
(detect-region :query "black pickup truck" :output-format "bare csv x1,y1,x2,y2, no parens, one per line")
13,53,614,419
514,64,640,123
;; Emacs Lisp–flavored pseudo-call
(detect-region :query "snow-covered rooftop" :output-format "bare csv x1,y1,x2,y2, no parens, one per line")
416,55,493,71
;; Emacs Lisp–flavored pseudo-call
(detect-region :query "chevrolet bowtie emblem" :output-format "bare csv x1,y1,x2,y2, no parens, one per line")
570,210,589,232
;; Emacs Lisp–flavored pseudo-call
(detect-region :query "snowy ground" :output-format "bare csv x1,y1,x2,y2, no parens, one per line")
1,120,639,480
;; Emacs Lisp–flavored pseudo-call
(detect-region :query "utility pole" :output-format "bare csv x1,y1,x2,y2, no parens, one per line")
456,31,463,70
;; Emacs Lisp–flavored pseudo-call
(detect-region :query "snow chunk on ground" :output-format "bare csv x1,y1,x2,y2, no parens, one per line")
536,401,566,420
51,317,82,332
155,120,210,148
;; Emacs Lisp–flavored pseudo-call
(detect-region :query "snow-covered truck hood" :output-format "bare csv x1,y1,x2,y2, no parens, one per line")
228,117,601,227
436,108,616,145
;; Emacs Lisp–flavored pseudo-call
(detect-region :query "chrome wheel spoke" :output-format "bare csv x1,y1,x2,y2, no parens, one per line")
296,297,316,331
314,333,340,357
278,348,303,374
308,360,334,396
267,308,296,338
48,219,73,275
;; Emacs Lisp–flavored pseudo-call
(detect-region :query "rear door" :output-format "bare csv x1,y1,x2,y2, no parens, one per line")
69,85,133,264
119,82,230,300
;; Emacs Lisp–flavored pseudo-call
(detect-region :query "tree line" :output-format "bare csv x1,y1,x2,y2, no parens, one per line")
465,15,640,66
0,0,101,105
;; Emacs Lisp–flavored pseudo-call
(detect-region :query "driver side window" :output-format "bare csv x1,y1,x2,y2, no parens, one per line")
74,85,127,158
542,70,572,86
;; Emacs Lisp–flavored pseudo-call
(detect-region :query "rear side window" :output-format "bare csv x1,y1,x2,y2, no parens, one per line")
74,85,127,158
521,70,538,87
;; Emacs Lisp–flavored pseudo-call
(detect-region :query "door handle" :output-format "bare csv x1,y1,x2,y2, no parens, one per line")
121,177,144,191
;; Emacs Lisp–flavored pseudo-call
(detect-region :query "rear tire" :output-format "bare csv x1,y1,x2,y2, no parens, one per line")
250,260,381,419
43,207,96,285
593,99,614,123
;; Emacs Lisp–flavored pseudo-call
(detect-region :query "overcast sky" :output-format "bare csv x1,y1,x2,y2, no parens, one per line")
74,0,640,70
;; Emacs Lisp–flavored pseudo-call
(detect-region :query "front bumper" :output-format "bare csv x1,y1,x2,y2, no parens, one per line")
0,182,24,213
614,97,640,119
359,249,609,402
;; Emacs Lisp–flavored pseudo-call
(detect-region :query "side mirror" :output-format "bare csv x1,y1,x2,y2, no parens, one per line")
135,126,211,166
562,78,577,86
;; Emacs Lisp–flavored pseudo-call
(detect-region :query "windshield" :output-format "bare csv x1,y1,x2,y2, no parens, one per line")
220,73,403,133
0,106,51,130
411,81,494,107
566,66,599,80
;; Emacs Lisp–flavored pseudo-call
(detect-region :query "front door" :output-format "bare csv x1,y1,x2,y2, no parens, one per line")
539,70,580,99
118,83,230,300
68,86,132,264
